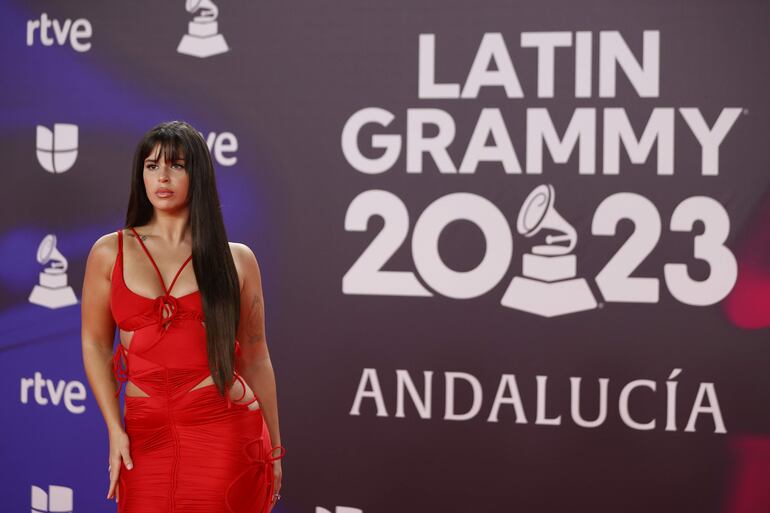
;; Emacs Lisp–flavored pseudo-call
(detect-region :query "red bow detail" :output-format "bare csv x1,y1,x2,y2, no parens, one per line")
226,439,286,511
154,294,179,329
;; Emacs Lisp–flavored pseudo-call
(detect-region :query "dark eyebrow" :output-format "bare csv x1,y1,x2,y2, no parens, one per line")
144,157,185,163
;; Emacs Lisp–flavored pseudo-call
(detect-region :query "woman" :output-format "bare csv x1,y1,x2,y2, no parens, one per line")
80,121,284,513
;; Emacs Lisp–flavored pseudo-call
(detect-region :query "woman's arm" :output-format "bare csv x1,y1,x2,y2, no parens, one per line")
233,244,282,450
233,243,283,508
81,233,132,500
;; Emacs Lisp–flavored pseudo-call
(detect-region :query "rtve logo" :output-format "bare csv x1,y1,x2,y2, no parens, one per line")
36,124,78,173
26,13,93,52
203,131,238,166
32,484,73,513
21,371,87,414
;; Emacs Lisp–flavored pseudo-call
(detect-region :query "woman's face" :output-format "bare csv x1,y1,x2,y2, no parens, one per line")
142,143,190,212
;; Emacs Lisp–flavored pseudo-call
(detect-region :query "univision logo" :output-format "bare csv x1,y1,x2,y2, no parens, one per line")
32,484,73,513
36,124,78,173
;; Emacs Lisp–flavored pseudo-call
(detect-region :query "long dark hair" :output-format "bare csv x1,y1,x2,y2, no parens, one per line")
125,120,240,397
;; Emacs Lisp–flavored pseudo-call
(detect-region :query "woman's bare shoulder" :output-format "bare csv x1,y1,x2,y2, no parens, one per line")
228,242,261,286
228,242,256,260
87,230,121,273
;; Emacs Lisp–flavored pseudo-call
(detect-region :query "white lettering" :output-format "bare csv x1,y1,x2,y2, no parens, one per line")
461,33,524,99
599,30,659,98
665,368,682,431
570,377,608,428
487,374,527,423
685,382,726,433
526,108,596,174
406,109,456,173
341,108,401,174
418,34,460,99
603,108,674,175
349,368,388,416
619,379,656,430
19,372,87,414
395,370,433,418
444,372,482,421
64,381,87,414
520,31,572,98
535,375,561,425
26,13,93,52
679,108,742,176
459,108,522,173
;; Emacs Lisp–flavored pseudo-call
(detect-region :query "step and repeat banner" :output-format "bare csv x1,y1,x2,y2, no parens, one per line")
1,0,769,512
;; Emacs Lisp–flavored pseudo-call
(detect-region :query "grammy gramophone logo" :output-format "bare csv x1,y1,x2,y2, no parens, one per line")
501,184,597,317
28,234,79,309
177,0,229,58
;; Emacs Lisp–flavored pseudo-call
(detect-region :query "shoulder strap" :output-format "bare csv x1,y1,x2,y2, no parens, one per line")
114,229,123,273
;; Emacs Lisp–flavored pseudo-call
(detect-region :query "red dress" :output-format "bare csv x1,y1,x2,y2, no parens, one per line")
109,228,285,513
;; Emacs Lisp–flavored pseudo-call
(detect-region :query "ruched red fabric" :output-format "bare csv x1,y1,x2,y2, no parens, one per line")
109,228,284,513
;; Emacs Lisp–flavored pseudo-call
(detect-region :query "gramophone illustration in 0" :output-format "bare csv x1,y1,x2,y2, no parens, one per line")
501,184,597,317
28,234,79,309
177,0,229,58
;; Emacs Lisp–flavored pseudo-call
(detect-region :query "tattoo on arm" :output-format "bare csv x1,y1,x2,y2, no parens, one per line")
245,293,264,345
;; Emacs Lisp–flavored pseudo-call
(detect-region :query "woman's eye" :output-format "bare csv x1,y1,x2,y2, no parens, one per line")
145,164,157,170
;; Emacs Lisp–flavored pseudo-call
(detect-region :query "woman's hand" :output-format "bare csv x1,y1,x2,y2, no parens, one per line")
268,458,282,512
107,428,133,502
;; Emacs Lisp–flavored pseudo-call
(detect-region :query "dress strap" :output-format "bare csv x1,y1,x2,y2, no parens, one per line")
129,226,193,297
112,344,129,398
129,226,169,294
168,254,194,294
269,445,286,462
225,373,263,409
114,229,124,275
227,341,262,409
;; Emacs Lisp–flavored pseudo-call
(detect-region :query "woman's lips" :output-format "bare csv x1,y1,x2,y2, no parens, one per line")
156,190,174,198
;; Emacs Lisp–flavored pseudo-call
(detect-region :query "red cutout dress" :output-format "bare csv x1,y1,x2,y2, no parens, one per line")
109,228,284,513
